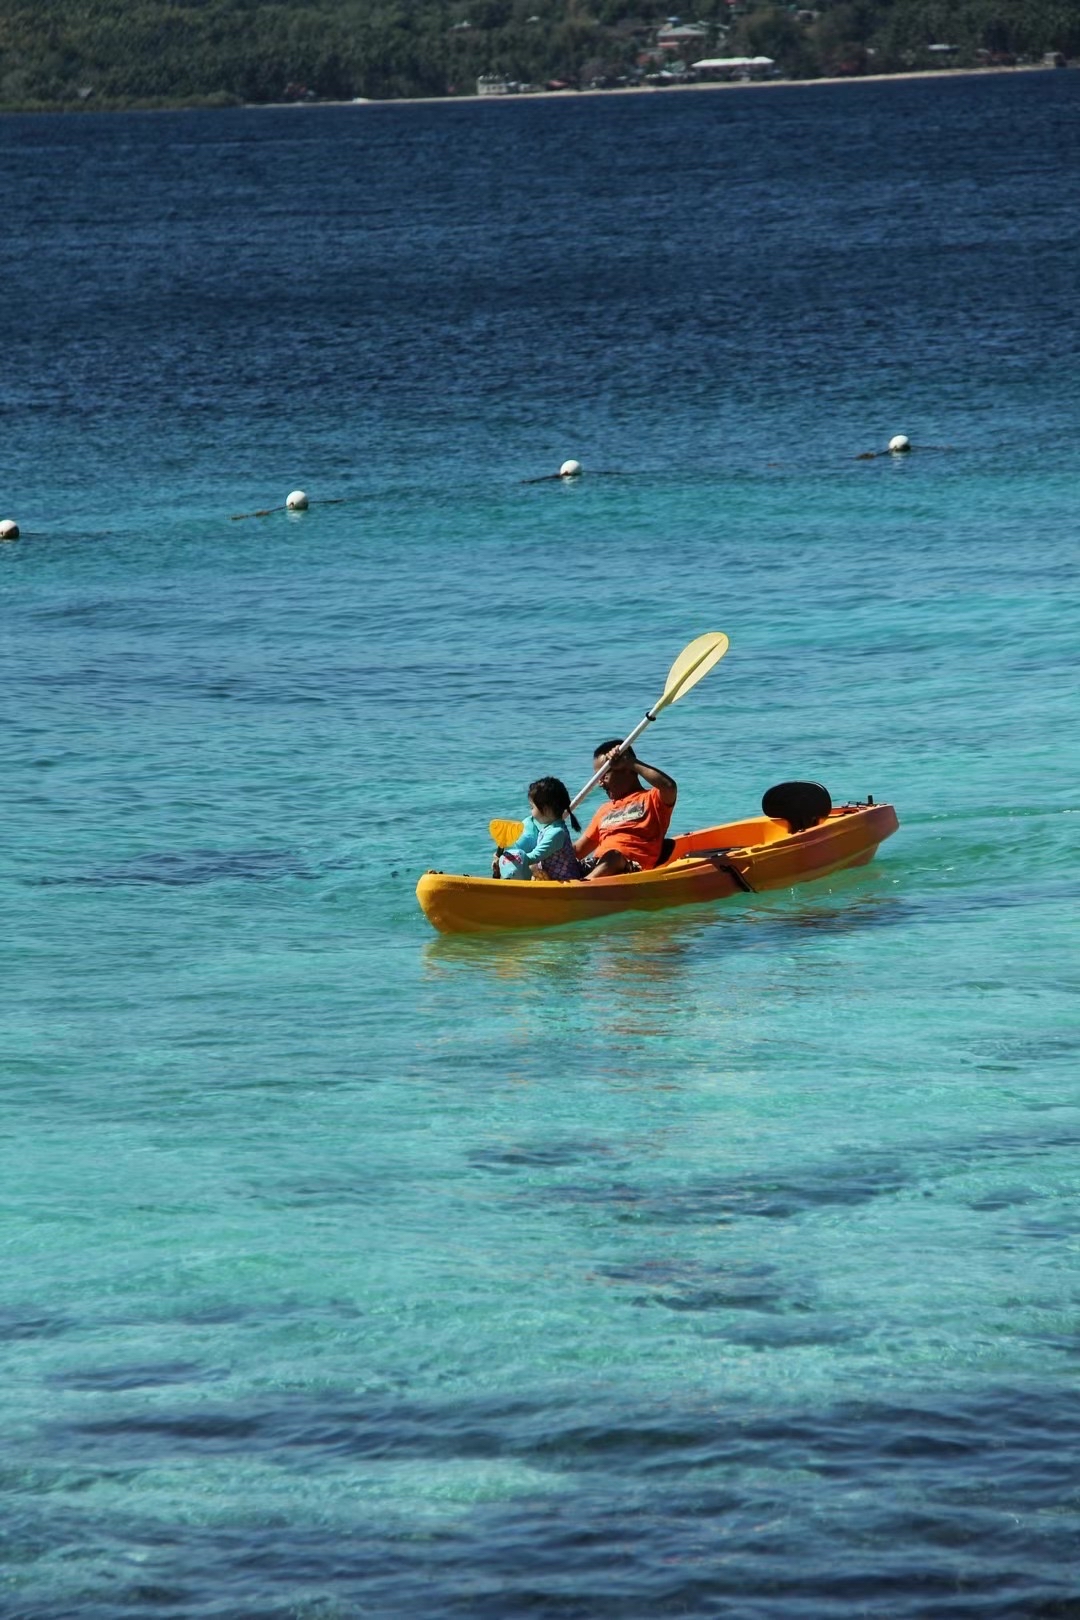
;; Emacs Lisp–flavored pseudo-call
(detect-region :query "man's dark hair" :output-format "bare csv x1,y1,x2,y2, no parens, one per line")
594,738,631,759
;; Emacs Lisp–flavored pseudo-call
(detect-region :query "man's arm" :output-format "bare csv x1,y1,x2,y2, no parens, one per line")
633,759,677,807
574,814,600,858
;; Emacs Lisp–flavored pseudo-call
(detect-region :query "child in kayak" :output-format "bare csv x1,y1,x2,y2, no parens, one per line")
493,777,585,882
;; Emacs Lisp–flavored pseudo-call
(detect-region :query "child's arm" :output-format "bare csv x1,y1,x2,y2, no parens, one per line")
527,822,571,867
499,818,539,869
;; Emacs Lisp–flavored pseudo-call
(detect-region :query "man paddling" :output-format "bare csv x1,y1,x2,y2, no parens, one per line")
574,741,677,880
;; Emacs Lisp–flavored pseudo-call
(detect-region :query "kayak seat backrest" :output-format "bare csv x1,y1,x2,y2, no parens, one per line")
655,837,676,867
761,781,832,833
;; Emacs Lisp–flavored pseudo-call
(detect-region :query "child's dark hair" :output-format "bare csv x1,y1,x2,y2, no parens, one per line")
529,776,580,832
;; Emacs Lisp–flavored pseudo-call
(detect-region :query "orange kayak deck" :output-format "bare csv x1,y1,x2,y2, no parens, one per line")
416,800,899,934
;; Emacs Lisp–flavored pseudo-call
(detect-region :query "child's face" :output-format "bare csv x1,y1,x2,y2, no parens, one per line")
529,798,558,825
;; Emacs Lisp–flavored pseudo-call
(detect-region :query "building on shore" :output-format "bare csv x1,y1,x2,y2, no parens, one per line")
692,55,777,79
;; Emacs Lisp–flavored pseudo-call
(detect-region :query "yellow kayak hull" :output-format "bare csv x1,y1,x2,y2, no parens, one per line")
416,801,899,934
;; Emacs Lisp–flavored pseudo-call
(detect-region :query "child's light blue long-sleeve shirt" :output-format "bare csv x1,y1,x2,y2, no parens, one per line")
504,815,573,870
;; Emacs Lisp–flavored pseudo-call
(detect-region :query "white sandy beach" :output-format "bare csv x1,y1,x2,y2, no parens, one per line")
271,60,1058,110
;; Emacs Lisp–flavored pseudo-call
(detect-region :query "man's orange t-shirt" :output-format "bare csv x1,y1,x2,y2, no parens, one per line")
580,787,673,870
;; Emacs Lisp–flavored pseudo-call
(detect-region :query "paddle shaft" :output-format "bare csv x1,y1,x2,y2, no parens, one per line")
568,709,656,812
490,632,728,845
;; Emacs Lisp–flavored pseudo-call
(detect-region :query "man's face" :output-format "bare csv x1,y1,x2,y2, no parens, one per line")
595,750,636,797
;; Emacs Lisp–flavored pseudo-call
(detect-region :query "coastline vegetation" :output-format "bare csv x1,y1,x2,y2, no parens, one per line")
0,0,1075,110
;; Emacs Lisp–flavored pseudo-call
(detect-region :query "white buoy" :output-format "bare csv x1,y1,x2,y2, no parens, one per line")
0,519,19,541
285,489,309,510
559,459,582,478
888,435,911,454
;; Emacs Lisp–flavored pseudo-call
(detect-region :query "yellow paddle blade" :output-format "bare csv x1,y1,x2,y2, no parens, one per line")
654,631,729,714
490,818,524,847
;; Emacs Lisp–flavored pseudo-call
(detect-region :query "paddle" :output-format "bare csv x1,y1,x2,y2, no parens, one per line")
490,817,529,849
490,630,730,847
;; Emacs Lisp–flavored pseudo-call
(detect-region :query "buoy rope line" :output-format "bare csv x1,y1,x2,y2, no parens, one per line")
0,440,964,540
854,443,954,459
521,469,628,484
229,497,349,521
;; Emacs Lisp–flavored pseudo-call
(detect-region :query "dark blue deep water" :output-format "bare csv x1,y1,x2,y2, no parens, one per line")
2,72,1079,1617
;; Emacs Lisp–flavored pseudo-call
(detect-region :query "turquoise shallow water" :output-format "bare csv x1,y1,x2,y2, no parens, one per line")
2,77,1079,1616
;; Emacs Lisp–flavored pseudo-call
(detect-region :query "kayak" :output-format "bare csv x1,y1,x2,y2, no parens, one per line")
416,789,899,935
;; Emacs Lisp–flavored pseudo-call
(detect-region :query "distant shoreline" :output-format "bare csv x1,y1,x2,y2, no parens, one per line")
261,61,1059,111
0,60,1061,117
